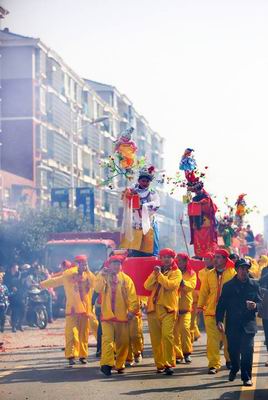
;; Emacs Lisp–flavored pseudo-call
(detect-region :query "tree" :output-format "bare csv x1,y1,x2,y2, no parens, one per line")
0,207,95,267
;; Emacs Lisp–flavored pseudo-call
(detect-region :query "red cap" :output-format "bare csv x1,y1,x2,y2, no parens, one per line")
215,249,229,258
176,252,195,275
74,254,88,263
177,252,190,260
159,248,176,258
108,255,125,265
203,252,214,260
62,260,72,270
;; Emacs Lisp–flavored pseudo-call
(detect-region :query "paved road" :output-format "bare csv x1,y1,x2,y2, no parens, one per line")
0,319,267,400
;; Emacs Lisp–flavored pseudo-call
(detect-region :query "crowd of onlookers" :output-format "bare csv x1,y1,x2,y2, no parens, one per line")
0,263,54,333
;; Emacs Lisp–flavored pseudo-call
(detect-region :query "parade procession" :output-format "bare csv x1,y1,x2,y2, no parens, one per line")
1,2,268,400
33,144,267,385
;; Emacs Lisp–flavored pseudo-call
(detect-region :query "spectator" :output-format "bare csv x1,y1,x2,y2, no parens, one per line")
258,263,268,366
4,264,25,332
245,225,256,258
0,273,9,333
25,264,54,323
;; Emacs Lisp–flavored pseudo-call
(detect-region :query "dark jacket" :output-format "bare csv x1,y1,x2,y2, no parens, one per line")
258,267,268,320
259,267,268,290
3,271,25,303
216,276,262,335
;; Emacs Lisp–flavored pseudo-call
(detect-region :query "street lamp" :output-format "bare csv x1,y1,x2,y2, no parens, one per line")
77,115,109,133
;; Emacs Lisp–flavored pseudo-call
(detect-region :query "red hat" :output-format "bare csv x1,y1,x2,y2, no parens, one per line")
176,252,190,260
203,252,214,260
176,252,195,275
108,255,125,265
74,254,88,263
215,249,229,258
62,260,72,269
159,248,176,258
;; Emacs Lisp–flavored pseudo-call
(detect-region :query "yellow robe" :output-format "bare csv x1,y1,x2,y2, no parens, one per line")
145,268,182,369
95,271,139,370
41,267,96,359
198,267,236,369
174,271,196,358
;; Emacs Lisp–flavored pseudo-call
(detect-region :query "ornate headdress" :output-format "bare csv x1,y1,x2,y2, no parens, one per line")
138,165,155,181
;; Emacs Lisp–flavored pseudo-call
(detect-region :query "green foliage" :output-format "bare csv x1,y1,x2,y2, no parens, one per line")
0,207,94,267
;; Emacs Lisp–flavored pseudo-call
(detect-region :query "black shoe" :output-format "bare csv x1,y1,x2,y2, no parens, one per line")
184,355,192,364
229,371,237,381
208,367,217,374
79,358,87,364
176,358,183,364
68,357,76,366
12,327,16,333
226,361,232,370
134,354,142,364
164,367,174,376
101,365,112,376
117,368,125,374
243,380,253,387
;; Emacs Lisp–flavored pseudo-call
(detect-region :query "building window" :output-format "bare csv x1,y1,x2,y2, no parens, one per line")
40,125,47,151
40,87,46,114
64,73,70,97
40,170,48,188
4,188,10,202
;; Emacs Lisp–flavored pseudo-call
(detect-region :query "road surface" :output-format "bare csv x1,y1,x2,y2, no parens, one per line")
0,319,267,400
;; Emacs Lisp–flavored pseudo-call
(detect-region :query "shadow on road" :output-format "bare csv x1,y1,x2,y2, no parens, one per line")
0,363,239,387
218,389,268,400
120,379,241,397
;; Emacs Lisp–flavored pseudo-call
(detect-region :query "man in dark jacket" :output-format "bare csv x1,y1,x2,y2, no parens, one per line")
259,265,268,366
216,258,262,386
4,264,26,332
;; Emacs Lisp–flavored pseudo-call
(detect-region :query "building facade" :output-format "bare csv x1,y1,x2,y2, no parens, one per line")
0,28,186,249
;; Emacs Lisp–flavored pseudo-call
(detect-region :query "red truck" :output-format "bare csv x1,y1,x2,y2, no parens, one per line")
44,231,121,273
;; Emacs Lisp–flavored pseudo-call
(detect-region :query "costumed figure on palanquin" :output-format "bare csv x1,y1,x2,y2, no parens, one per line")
179,148,218,257
120,166,160,257
114,127,137,170
235,193,247,227
218,216,236,250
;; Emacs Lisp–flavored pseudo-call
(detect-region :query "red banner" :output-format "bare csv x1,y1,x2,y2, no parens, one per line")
122,257,159,296
122,257,207,296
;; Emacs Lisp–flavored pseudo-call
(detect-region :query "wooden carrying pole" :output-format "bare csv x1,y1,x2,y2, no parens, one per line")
179,214,190,256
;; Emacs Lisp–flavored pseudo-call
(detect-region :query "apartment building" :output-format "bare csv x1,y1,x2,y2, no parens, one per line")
0,28,187,249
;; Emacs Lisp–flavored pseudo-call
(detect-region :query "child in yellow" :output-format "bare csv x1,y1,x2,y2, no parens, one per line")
198,249,236,374
144,248,182,375
95,255,139,376
174,253,197,364
41,254,96,366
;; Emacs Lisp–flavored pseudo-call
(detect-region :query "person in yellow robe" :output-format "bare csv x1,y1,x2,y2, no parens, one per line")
41,254,96,366
197,249,236,374
144,248,182,375
258,255,268,278
174,253,197,364
126,296,146,366
95,255,139,376
199,252,214,284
